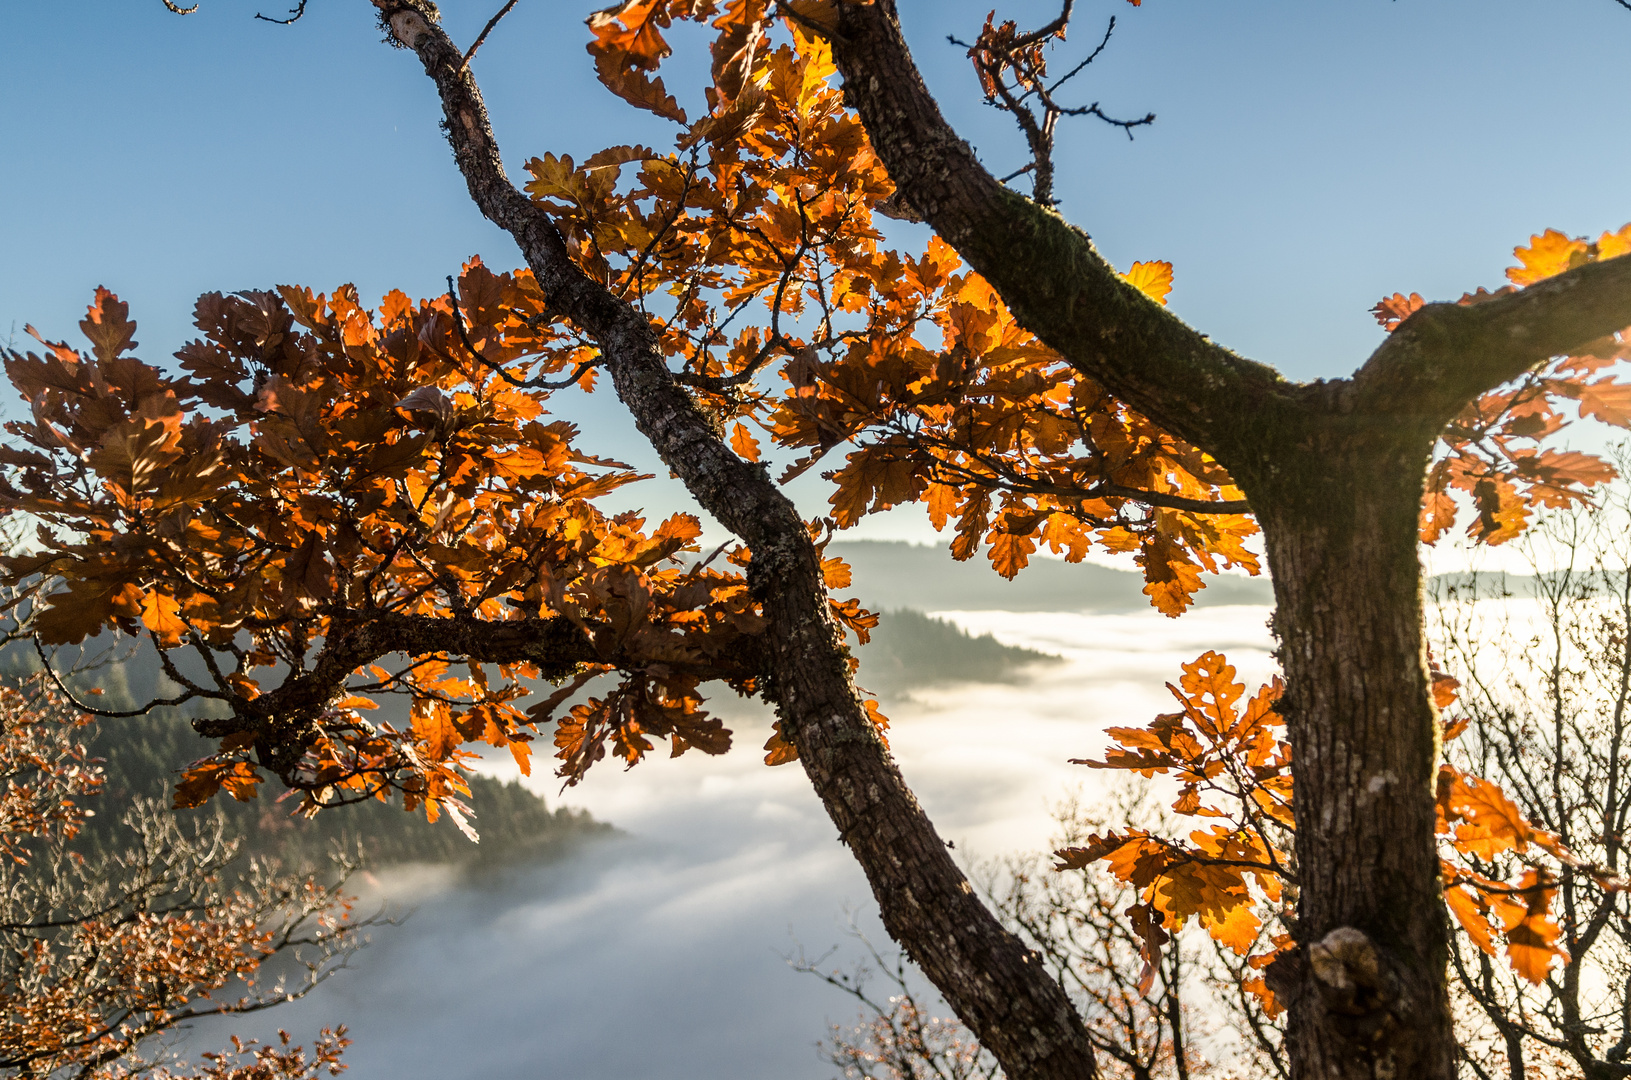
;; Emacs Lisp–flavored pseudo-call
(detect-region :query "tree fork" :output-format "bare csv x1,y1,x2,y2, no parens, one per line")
371,3,1102,1076
822,3,1631,1077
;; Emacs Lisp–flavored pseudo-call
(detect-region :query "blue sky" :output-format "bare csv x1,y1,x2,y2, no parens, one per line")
4,0,1631,537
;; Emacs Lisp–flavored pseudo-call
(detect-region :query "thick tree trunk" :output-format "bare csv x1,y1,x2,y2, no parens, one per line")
378,4,1631,1077
1250,425,1456,1080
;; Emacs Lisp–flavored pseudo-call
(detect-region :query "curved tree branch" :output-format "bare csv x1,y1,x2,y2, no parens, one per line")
821,1,1290,470
190,610,598,777
821,2,1631,479
366,3,1102,1077
1356,254,1631,424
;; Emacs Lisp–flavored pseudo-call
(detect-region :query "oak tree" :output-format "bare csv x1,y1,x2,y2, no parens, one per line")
8,2,1631,1079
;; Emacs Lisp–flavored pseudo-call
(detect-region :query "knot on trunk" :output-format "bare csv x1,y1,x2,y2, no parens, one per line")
1309,927,1388,1012
1267,926,1414,1073
372,0,437,48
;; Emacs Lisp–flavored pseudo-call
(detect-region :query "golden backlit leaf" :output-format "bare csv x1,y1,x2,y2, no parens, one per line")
413,702,464,763
140,590,187,647
1507,229,1589,287
1120,261,1173,306
1503,872,1564,985
763,719,799,766
78,286,139,363
592,56,688,124
820,554,852,590
1203,894,1261,955
730,421,761,462
1370,292,1425,332
1598,222,1631,261
1576,381,1631,427
987,532,1034,580
1444,882,1497,958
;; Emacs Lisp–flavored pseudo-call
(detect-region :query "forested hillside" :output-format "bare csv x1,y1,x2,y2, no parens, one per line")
7,597,1047,874
3,645,607,875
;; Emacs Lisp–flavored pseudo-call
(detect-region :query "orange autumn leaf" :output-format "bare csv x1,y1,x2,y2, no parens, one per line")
139,589,187,646
1121,260,1173,306
1508,228,1589,287
1444,880,1497,957
1371,291,1425,332
1503,872,1564,984
1598,222,1631,260
730,420,761,461
1073,650,1583,997
1576,380,1631,427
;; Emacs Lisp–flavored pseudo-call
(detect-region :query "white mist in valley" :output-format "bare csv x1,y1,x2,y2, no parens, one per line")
182,548,1278,1079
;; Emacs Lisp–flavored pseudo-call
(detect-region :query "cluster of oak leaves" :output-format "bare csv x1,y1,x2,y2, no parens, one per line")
0,0,1627,1015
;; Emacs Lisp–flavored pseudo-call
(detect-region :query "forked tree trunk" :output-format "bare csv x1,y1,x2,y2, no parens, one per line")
1249,424,1456,1080
377,3,1631,1077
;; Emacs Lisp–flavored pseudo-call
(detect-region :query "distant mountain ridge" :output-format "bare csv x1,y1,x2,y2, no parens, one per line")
858,608,1060,695
1,646,608,876
828,540,1274,613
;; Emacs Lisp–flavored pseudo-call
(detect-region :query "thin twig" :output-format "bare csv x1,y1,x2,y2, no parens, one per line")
1047,17,1118,95
1060,101,1155,141
445,274,595,390
254,0,308,23
30,637,200,718
1010,0,1074,50
461,0,521,73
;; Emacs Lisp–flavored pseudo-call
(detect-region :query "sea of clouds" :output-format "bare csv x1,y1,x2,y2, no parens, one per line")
185,602,1277,1079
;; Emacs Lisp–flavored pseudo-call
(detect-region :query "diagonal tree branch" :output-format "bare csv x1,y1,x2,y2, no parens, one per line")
820,1,1291,470
366,3,1102,1077
820,2,1631,480
1355,254,1631,424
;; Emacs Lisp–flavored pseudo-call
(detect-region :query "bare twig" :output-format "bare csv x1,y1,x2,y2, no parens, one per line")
954,12,1151,204
1010,0,1074,50
31,637,203,719
461,0,520,73
254,0,308,23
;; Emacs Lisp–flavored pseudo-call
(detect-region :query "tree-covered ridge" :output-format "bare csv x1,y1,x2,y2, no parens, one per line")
10,604,1051,876
1,646,608,875
82,705,608,876
859,608,1058,694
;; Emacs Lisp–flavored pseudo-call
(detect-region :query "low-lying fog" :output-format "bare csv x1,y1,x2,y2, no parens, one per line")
185,549,1277,1079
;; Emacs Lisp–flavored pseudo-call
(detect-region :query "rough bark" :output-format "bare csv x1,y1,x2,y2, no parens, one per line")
354,0,1631,1076
817,3,1631,1079
1251,416,1456,1080
369,3,1102,1077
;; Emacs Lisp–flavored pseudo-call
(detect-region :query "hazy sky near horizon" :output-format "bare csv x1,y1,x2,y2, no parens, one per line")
5,0,1631,546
